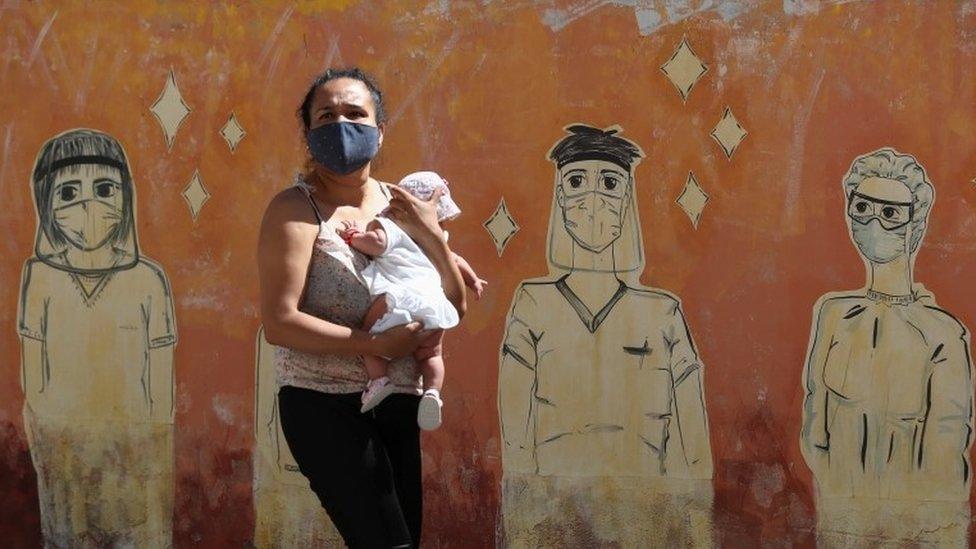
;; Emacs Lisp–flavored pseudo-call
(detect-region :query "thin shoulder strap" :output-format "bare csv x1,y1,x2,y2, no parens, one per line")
298,185,325,224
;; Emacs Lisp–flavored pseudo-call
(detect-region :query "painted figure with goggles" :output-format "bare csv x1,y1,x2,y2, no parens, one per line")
800,147,973,541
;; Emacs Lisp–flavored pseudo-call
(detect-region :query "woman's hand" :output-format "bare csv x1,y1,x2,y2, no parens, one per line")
372,322,427,358
384,183,468,318
384,185,444,246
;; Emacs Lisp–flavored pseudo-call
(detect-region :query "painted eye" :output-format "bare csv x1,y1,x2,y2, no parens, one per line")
569,175,583,188
59,186,78,202
95,181,118,198
881,206,897,219
854,201,869,214
603,176,617,191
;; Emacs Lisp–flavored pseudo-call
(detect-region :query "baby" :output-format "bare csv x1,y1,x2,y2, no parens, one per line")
339,171,486,430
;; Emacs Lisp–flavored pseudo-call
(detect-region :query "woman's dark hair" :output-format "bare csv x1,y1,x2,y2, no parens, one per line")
31,128,134,250
297,67,386,131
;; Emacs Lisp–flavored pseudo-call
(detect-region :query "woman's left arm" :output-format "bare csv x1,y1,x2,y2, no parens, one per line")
385,184,467,318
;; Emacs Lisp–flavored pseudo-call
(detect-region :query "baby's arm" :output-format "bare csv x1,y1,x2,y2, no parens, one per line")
340,220,388,256
453,252,487,299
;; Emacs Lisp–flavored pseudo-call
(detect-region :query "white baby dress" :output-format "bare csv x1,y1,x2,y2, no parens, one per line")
360,216,459,334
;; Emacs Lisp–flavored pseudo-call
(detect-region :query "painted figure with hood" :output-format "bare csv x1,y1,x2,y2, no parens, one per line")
800,147,973,544
497,124,712,546
17,129,177,546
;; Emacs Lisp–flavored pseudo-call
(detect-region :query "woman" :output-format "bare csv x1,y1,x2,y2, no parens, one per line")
258,67,466,548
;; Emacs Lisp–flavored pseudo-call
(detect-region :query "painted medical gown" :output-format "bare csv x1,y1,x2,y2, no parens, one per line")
801,290,973,502
18,255,176,546
499,276,712,478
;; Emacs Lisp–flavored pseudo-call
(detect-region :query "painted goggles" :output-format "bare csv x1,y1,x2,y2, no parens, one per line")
847,191,913,230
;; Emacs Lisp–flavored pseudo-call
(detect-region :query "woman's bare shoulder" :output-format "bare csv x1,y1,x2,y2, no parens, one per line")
263,186,317,226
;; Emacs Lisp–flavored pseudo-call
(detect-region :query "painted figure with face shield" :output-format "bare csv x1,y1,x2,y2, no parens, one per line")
800,148,973,544
17,129,176,546
497,124,712,546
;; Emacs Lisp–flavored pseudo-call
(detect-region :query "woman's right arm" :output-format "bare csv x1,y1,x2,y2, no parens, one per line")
258,189,422,358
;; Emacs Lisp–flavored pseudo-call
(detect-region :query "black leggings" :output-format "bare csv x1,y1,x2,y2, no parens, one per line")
278,386,422,548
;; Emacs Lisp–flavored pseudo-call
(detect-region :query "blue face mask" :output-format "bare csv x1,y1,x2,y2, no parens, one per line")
306,121,380,175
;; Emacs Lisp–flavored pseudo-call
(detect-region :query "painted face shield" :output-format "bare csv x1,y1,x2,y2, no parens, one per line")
547,159,644,279
557,163,630,253
544,124,646,281
31,129,139,273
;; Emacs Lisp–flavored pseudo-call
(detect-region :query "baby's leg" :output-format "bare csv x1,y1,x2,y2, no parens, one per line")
360,296,395,413
415,330,445,431
361,296,390,380
414,330,445,391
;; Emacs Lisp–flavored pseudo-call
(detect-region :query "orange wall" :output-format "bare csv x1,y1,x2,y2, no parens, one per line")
2,1,976,546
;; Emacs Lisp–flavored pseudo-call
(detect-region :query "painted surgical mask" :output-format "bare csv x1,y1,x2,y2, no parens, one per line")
557,164,630,254
53,179,124,251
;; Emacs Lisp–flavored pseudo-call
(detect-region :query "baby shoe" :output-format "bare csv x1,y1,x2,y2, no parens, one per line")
417,389,443,431
361,377,395,413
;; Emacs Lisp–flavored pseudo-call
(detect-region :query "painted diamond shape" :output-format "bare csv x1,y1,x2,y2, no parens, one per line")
676,172,709,229
182,169,210,222
150,69,191,151
711,107,747,160
660,37,708,102
484,198,519,256
220,112,246,153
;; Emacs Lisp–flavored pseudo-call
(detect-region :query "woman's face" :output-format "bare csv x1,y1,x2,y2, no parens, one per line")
308,78,383,140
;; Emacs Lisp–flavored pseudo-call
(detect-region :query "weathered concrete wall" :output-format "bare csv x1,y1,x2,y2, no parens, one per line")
2,1,976,546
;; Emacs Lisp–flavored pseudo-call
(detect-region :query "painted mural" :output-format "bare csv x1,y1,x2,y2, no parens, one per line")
498,124,713,546
18,129,177,546
253,327,342,547
800,148,973,545
2,1,976,547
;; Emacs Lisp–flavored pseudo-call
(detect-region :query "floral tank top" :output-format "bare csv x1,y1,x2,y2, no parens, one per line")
274,176,422,395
